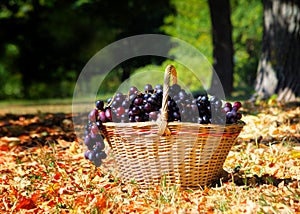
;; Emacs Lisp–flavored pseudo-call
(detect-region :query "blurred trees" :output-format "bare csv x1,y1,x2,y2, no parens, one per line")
231,0,262,96
0,0,170,99
0,0,266,100
161,0,262,97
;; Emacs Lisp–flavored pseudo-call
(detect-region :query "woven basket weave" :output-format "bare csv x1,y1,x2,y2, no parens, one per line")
101,65,244,188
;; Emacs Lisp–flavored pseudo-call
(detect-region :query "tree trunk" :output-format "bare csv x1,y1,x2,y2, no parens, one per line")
253,0,300,102
208,0,234,97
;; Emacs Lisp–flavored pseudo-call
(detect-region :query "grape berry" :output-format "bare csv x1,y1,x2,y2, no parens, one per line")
84,83,243,167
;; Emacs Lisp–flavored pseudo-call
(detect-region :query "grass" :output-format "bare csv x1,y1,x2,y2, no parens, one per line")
0,94,118,114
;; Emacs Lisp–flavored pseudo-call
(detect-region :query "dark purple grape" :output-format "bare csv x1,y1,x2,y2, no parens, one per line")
226,111,233,118
98,111,107,122
133,97,143,106
170,84,181,94
115,92,123,98
236,112,242,120
207,105,211,111
144,103,153,112
213,100,222,108
94,141,105,151
230,117,237,124
90,124,99,135
131,106,141,116
202,115,210,124
116,106,125,115
232,106,239,112
155,84,163,90
129,94,136,101
99,151,107,159
96,121,102,129
84,136,94,149
87,150,95,161
105,108,112,121
231,110,237,117
223,106,231,113
149,111,158,121
144,84,153,92
184,99,192,105
135,115,143,122
143,93,151,100
147,97,157,105
138,105,144,112
84,150,91,159
128,110,133,117
191,104,198,112
90,133,102,141
111,100,118,108
93,158,102,167
120,114,128,122
173,111,181,121
107,97,112,104
224,102,232,109
95,100,104,111
178,90,187,100
143,113,149,121
156,89,163,96
129,86,138,95
122,100,130,108
115,94,123,103
196,96,202,102
233,101,242,109
167,100,174,107
89,109,98,122
200,95,209,103
151,93,158,100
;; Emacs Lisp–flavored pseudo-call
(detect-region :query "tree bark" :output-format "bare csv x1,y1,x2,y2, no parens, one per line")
253,0,300,102
208,0,234,97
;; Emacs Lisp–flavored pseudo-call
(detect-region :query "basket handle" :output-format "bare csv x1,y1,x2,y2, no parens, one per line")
157,64,177,135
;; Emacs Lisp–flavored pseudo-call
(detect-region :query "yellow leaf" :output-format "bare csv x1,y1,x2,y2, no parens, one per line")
291,147,300,158
47,183,60,194
291,151,300,158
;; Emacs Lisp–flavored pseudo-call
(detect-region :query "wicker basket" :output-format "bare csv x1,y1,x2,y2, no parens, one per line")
101,65,244,188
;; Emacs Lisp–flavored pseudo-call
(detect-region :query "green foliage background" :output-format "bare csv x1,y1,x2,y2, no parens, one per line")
231,0,262,96
0,0,262,100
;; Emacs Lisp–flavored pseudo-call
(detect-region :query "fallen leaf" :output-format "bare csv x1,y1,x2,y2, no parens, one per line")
15,196,36,210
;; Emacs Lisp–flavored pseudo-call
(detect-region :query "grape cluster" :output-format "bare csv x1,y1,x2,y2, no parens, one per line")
83,102,108,167
223,101,242,124
84,83,243,166
127,84,181,122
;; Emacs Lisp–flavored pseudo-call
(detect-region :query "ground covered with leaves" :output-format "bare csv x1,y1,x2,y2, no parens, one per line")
0,102,299,213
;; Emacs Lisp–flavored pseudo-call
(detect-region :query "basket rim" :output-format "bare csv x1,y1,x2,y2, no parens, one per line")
102,120,246,128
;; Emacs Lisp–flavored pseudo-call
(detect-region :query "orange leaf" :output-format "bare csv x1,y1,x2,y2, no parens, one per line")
53,172,61,180
0,145,9,151
16,196,36,210
31,191,41,202
95,195,107,210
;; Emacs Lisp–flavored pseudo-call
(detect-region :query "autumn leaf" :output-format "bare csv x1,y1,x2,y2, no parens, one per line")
15,196,36,210
0,105,299,213
53,172,61,180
